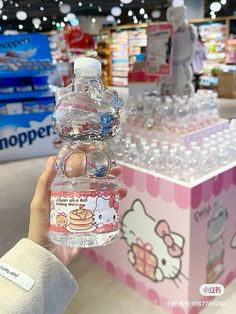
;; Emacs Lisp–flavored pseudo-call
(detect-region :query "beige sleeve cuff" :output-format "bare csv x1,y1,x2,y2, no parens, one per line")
0,238,78,314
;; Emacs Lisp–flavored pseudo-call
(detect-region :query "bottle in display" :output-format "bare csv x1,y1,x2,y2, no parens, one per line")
49,57,124,248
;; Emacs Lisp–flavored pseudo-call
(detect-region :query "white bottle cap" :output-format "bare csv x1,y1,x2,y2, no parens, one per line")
74,57,102,76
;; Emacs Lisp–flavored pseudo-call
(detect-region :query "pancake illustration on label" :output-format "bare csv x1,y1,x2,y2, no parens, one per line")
67,204,96,232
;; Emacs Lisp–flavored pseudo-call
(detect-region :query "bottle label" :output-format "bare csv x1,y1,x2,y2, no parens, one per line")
50,190,120,234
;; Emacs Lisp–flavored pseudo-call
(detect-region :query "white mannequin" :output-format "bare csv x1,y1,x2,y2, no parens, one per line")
161,6,197,97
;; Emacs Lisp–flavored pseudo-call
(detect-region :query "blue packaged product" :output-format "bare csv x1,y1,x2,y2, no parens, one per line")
0,77,16,93
33,76,49,91
23,101,40,113
39,97,55,112
0,103,7,115
16,77,33,92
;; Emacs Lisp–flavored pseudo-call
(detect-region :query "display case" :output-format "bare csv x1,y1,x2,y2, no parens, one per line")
0,34,59,162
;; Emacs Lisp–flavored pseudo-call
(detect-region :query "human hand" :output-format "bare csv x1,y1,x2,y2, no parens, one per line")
28,156,127,266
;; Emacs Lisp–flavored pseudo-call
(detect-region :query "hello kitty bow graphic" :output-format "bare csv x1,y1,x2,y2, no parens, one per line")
109,194,119,211
155,220,183,258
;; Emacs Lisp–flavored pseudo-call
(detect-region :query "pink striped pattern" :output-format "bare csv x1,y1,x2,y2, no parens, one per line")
120,164,236,210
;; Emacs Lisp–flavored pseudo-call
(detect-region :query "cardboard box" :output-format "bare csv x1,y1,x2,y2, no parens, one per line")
83,162,236,314
217,72,236,99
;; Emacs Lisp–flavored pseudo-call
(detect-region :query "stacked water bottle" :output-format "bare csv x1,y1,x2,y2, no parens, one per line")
112,122,236,183
126,90,219,134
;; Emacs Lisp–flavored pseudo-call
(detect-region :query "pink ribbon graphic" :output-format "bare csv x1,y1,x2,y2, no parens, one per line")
109,194,119,211
155,220,183,257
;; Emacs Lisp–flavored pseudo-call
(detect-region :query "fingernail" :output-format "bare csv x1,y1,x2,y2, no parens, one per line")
45,156,55,170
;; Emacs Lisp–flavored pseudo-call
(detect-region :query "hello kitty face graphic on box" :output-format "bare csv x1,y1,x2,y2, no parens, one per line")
121,199,186,288
93,195,119,231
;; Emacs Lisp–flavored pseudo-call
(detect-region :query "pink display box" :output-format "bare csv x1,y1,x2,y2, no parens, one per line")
83,162,236,314
123,119,229,146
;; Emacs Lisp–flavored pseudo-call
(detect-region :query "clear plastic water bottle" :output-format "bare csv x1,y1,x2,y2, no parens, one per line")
49,57,124,248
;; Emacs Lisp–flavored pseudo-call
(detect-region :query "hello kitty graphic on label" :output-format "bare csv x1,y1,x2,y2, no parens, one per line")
93,195,119,233
121,199,186,288
206,200,228,283
50,191,119,234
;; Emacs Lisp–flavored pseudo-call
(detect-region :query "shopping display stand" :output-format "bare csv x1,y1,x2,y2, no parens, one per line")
0,34,59,162
83,155,236,314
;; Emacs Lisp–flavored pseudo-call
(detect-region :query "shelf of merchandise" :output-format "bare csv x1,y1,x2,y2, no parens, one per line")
189,17,236,89
226,39,236,64
0,90,54,101
128,28,147,70
110,29,129,86
101,23,148,86
0,63,55,115
191,19,227,77
95,31,112,86
103,18,236,87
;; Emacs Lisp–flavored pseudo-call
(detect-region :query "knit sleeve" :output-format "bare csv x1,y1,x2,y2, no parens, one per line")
0,238,78,314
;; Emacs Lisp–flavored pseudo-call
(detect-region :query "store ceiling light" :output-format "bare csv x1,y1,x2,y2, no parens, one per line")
151,10,161,19
106,15,115,23
144,13,148,19
172,0,185,7
89,3,93,7
64,16,68,21
139,8,145,15
2,14,7,20
59,4,71,14
120,0,133,4
117,19,121,24
98,6,102,12
32,18,41,25
91,17,96,23
128,10,133,16
15,3,19,7
70,18,79,26
67,13,76,20
34,24,39,29
16,11,27,21
43,16,47,21
18,24,23,29
220,0,226,4
120,3,124,7
40,6,44,11
0,0,3,10
78,1,82,6
111,7,122,17
210,1,222,12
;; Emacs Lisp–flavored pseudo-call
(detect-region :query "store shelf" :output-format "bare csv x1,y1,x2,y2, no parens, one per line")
0,69,53,78
0,90,54,101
